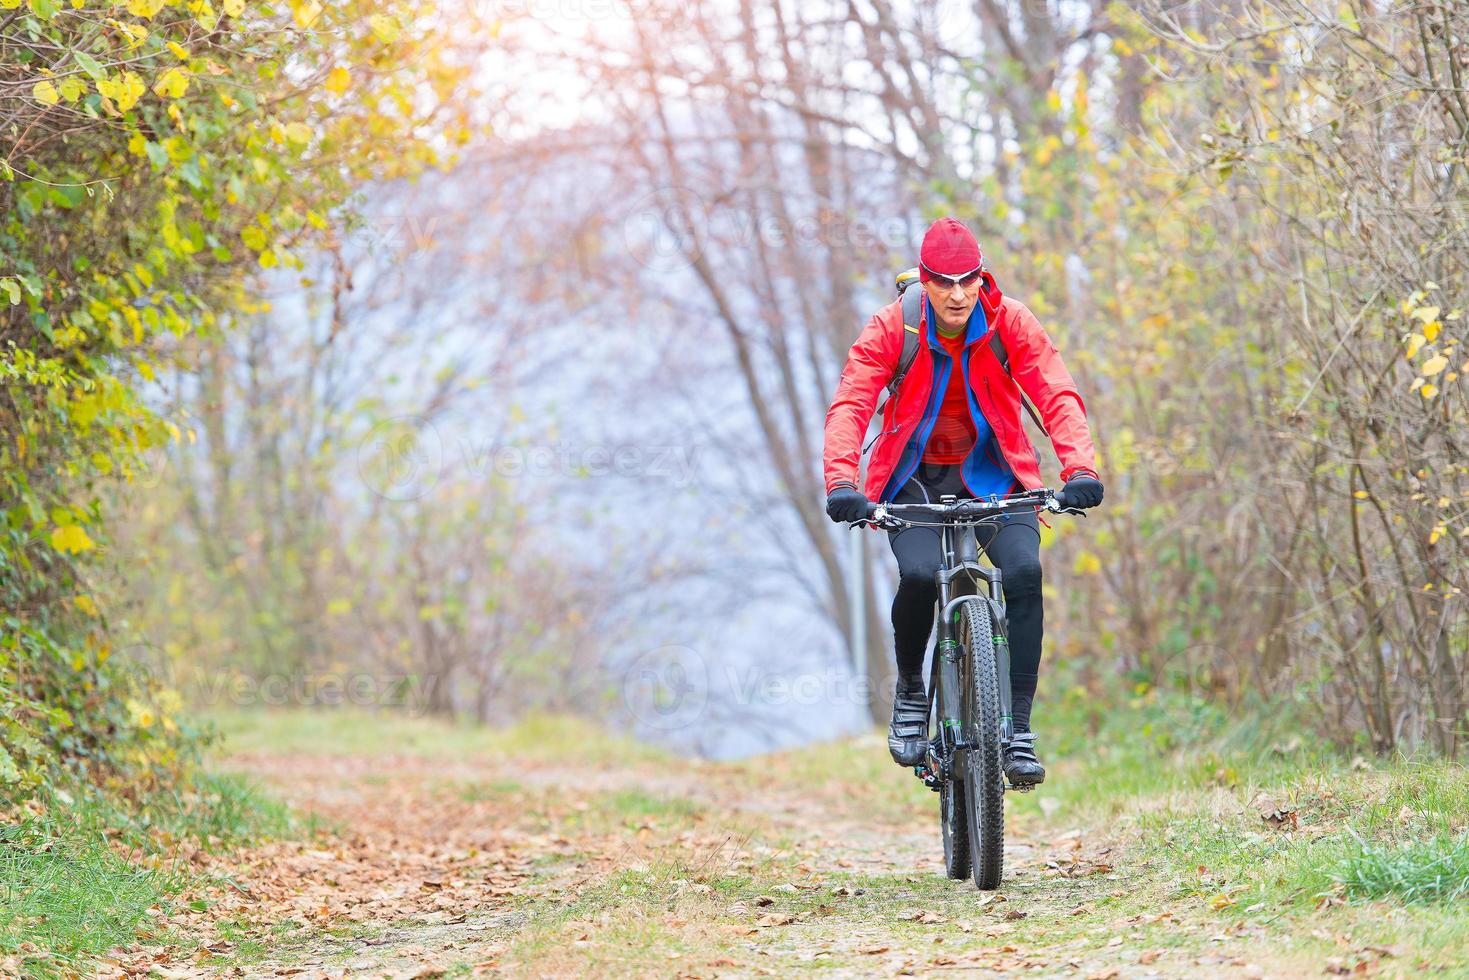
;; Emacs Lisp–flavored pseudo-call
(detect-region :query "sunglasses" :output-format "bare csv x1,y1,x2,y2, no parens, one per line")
922,261,984,289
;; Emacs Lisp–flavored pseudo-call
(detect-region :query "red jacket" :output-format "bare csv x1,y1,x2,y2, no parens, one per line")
823,273,1098,501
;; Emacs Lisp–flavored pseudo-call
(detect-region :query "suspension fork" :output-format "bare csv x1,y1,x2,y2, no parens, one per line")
934,521,1017,747
932,522,962,754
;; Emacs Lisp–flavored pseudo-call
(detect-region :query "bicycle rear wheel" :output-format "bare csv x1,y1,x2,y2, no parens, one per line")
957,597,1005,890
934,692,970,881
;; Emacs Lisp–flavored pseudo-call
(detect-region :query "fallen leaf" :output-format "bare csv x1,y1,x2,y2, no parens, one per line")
1361,944,1403,958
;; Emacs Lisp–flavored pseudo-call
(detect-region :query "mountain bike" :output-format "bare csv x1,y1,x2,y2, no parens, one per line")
863,487,1081,890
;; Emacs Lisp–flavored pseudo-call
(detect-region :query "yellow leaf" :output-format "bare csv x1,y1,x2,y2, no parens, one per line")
98,71,146,112
1421,383,1439,399
167,40,189,60
1405,333,1426,359
126,0,164,17
74,594,99,617
1422,354,1448,376
153,67,190,98
325,65,351,94
284,121,312,144
127,698,156,729
1073,551,1102,576
0,0,20,9
1429,526,1446,545
50,524,96,554
293,0,321,28
114,21,148,47
1423,320,1441,342
190,0,217,30
369,13,401,42
1353,490,1368,499
223,0,243,14
1413,305,1441,324
32,80,59,105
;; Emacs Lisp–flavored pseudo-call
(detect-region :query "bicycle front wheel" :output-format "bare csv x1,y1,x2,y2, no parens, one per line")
957,596,1005,890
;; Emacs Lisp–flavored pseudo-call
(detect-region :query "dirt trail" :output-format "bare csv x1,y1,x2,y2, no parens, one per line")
93,736,1310,979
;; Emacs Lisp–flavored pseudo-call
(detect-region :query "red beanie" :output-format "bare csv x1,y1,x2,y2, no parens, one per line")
919,217,982,282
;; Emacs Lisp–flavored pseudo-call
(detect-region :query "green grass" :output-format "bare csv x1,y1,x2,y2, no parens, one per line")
604,788,704,821
0,817,183,971
1337,832,1469,904
0,770,298,979
201,707,676,769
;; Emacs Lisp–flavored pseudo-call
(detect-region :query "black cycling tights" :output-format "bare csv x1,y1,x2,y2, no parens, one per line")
886,464,1044,733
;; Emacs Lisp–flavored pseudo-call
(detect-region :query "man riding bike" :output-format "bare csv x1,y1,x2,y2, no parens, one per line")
822,217,1104,787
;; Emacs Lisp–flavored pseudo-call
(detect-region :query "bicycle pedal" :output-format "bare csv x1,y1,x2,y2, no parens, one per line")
1005,783,1036,793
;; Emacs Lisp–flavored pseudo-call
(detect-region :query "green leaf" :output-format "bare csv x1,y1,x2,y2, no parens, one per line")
0,745,21,784
73,50,105,80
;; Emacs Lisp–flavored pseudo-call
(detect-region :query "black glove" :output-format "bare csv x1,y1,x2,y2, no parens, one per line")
825,485,870,524
1057,474,1104,510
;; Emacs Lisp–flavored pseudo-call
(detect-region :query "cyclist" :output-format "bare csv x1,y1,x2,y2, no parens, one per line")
822,217,1104,786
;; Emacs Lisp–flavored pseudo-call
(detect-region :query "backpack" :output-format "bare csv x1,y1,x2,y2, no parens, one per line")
888,267,1046,434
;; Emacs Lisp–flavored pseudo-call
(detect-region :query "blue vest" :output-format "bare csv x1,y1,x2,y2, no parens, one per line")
882,295,1016,500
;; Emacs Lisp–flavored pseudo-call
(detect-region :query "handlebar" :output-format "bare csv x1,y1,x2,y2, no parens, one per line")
859,487,1085,530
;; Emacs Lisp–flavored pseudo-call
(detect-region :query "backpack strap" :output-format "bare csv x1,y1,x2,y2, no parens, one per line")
886,283,924,403
988,325,1048,434
862,276,925,456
